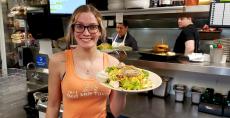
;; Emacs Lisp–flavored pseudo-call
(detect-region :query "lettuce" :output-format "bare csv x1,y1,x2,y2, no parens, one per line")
106,66,151,90
121,78,142,90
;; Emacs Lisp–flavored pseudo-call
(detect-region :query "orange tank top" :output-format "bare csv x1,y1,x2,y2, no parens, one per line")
61,50,111,118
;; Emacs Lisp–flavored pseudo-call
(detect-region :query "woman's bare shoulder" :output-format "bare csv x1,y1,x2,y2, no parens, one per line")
49,51,66,67
50,51,66,63
49,51,66,77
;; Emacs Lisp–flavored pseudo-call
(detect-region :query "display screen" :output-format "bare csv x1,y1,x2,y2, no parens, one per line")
209,2,230,27
27,13,64,40
49,0,86,14
36,54,49,68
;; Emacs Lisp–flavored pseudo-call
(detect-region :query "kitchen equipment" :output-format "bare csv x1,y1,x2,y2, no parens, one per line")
198,102,223,116
108,0,124,10
198,88,223,116
210,48,224,63
87,0,108,10
18,46,35,67
221,39,230,62
200,88,214,103
33,92,48,105
223,91,230,117
36,97,63,118
173,84,187,102
158,0,173,6
199,31,221,40
172,0,185,6
228,91,230,100
191,86,205,104
213,93,224,105
124,0,150,9
185,0,198,6
199,93,224,116
198,0,211,5
152,76,172,97
150,0,159,7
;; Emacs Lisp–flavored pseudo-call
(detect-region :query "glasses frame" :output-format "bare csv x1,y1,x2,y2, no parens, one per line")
72,24,100,34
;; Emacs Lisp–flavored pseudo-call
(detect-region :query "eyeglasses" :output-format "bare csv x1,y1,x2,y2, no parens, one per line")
72,24,100,34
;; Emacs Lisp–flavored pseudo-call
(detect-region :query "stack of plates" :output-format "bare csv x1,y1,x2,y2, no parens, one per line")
108,0,124,10
0,68,27,118
222,39,230,62
124,0,150,9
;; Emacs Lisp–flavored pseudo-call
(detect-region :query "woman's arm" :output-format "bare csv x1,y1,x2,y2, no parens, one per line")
46,53,64,118
107,55,127,117
109,91,127,117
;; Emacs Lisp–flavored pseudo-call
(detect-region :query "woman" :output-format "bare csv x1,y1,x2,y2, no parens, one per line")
46,5,126,118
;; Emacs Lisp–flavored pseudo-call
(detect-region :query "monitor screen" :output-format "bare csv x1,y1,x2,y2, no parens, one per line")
35,54,49,68
209,2,230,27
49,0,86,14
27,13,64,40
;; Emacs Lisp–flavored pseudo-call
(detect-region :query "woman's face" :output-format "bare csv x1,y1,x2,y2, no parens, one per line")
73,12,101,49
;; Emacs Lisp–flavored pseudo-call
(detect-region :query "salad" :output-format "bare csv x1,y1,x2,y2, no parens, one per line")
97,43,112,50
97,43,133,52
105,65,153,90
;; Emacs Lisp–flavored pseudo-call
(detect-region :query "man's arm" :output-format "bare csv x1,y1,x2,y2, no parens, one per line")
185,39,195,55
128,34,138,51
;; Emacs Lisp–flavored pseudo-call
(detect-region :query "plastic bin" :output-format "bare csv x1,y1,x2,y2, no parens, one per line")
173,84,187,102
191,86,205,104
152,76,172,97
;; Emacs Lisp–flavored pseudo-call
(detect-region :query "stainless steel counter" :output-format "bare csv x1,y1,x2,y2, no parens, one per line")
27,71,48,93
27,81,48,93
124,52,230,77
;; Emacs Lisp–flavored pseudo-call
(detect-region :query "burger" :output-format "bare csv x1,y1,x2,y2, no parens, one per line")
153,44,169,53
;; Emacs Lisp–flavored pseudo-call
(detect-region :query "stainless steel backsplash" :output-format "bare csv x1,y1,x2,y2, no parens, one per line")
107,28,230,53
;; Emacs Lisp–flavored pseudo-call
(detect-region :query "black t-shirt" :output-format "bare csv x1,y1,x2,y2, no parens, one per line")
173,24,200,54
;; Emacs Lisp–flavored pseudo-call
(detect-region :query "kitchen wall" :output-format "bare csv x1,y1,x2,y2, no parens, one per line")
107,28,180,50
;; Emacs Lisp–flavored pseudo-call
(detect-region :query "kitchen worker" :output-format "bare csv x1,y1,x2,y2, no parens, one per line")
112,20,138,51
46,5,126,118
173,14,200,55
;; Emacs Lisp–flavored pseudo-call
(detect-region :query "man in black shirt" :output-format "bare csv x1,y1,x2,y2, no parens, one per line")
112,20,138,51
173,14,200,55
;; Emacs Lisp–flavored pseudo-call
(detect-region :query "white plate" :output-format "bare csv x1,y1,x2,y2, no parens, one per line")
115,46,133,51
100,46,132,53
96,70,162,93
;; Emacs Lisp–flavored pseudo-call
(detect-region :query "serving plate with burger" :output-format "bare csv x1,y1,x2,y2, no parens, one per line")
96,64,162,92
152,43,176,56
138,43,178,62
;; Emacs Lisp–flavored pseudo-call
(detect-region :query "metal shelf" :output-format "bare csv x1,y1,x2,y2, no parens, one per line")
27,7,44,13
184,5,210,13
101,5,210,17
